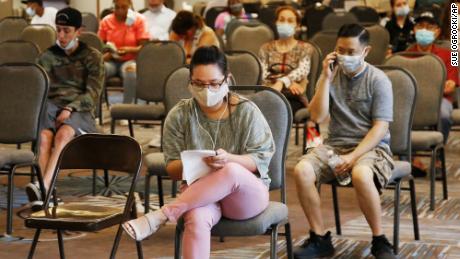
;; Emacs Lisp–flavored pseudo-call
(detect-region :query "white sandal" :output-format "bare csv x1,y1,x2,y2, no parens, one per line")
122,209,167,241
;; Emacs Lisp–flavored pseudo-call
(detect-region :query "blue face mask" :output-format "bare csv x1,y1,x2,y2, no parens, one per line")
125,9,136,26
276,23,295,39
415,29,435,46
395,5,410,17
26,6,36,17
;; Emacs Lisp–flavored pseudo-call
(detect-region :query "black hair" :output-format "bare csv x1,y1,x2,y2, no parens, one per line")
337,23,370,45
190,46,228,76
171,11,203,36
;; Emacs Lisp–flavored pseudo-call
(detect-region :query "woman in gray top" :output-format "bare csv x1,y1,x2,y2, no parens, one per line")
123,46,275,259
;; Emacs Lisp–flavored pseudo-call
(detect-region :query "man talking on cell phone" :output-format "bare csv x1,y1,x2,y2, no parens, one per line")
293,24,396,259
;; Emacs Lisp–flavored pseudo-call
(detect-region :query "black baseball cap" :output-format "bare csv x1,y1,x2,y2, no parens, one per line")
21,0,43,5
55,7,82,28
414,10,440,26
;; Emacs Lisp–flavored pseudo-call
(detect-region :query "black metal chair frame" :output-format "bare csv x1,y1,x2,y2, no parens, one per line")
25,134,144,259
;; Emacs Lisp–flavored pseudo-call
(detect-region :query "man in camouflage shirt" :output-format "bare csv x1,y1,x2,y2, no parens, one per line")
25,7,104,203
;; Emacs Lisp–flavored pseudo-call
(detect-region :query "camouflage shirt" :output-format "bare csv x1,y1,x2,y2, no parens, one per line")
38,42,104,114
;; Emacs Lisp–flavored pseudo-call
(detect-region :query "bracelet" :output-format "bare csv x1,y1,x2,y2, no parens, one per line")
62,107,73,113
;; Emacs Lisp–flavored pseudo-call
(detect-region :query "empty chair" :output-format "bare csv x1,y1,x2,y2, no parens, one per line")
79,31,104,52
144,66,190,211
328,66,420,254
25,134,143,259
301,3,334,39
385,52,447,210
0,63,49,240
81,12,99,33
110,41,186,136
0,40,40,64
225,19,265,48
226,50,262,85
322,12,358,31
365,25,390,65
310,30,337,59
349,6,380,24
21,24,57,52
0,17,28,43
227,23,274,56
174,86,293,259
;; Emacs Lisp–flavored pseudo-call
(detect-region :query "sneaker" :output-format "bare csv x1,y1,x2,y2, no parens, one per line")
31,198,64,212
25,182,42,202
371,235,396,259
294,231,335,258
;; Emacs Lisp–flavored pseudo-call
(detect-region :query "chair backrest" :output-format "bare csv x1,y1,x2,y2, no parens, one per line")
47,134,142,212
302,4,334,39
231,86,292,201
349,6,380,24
225,19,265,49
21,24,57,52
365,25,390,65
81,12,99,33
0,40,40,64
0,63,48,144
136,41,186,102
225,50,262,85
164,66,192,114
0,17,28,43
227,24,274,56
322,12,358,31
384,52,446,129
310,30,337,58
305,41,323,101
79,31,104,52
205,6,227,30
378,66,417,157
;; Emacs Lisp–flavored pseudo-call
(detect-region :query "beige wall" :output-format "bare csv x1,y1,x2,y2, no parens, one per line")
0,0,13,19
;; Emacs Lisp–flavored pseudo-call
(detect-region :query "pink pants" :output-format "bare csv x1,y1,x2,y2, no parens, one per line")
161,162,269,259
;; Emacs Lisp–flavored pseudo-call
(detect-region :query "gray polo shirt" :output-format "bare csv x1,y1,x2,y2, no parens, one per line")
324,63,393,154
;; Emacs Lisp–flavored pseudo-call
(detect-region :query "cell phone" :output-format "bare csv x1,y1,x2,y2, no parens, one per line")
329,57,337,71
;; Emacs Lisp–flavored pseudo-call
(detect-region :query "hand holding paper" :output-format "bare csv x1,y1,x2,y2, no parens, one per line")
181,150,216,185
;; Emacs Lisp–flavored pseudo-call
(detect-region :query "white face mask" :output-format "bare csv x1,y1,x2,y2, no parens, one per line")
395,5,410,17
189,83,229,107
56,37,78,51
26,6,36,17
125,8,136,26
337,50,365,74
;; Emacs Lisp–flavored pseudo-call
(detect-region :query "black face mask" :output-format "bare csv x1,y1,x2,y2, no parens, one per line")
229,3,243,14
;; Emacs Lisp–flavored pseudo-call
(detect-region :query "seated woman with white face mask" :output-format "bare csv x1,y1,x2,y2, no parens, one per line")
122,46,275,259
259,5,314,115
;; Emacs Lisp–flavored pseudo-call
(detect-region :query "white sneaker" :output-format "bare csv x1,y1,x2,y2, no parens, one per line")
148,135,162,147
118,119,129,126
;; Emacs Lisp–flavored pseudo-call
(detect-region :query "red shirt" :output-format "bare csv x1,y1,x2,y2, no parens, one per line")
408,44,459,101
98,13,150,61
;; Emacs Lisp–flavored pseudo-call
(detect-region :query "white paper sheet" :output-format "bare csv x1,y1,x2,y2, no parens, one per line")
180,150,216,185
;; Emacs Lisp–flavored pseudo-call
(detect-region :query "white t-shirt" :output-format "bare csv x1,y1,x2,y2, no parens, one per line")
31,7,58,30
143,5,176,41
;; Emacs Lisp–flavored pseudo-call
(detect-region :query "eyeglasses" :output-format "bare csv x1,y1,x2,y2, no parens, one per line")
189,76,227,92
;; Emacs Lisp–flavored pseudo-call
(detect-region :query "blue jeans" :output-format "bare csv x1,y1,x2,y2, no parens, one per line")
440,98,453,143
104,60,136,104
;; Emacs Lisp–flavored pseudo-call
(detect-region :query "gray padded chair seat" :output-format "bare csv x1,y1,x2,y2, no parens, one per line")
110,103,165,120
411,131,443,150
0,148,34,168
144,152,168,176
176,201,288,236
452,109,460,124
388,161,411,184
294,108,310,123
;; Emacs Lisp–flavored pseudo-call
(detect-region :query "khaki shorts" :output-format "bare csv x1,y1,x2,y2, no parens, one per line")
299,144,394,192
